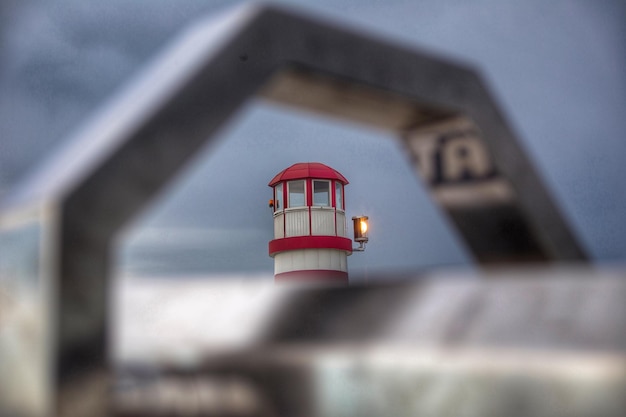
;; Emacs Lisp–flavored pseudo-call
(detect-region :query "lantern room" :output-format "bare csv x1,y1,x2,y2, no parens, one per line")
268,162,355,283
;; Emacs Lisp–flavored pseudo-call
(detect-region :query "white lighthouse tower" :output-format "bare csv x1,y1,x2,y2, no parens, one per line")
268,162,355,283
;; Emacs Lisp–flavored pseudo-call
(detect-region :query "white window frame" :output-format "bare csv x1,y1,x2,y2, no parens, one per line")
313,179,331,207
274,183,283,212
287,180,306,208
335,181,344,211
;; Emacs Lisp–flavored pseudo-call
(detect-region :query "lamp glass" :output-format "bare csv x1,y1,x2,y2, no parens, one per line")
352,216,369,242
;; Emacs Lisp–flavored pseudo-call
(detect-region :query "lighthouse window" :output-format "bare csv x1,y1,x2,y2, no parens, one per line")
313,180,330,206
335,182,343,210
288,180,306,207
274,183,283,211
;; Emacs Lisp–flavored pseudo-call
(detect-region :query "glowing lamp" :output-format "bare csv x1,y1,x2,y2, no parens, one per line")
352,215,369,246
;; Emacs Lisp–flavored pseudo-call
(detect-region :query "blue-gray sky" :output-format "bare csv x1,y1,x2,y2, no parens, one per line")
1,0,625,278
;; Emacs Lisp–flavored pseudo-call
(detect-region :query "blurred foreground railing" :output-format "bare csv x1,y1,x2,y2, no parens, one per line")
104,271,626,417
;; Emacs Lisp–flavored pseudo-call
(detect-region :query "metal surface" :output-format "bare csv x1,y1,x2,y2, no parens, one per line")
0,2,591,416
111,270,626,417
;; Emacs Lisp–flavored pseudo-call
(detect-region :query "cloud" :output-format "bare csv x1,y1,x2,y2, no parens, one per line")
0,0,231,186
120,226,267,250
2,0,626,274
117,226,274,276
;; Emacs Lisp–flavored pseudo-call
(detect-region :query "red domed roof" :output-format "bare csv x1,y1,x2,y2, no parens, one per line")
269,162,349,186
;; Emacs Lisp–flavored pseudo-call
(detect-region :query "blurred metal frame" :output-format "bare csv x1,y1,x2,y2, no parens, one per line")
0,2,587,416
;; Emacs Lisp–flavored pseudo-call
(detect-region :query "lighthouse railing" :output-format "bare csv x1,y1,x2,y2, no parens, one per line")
273,211,285,239
285,208,310,237
273,207,347,239
311,207,335,236
336,209,347,237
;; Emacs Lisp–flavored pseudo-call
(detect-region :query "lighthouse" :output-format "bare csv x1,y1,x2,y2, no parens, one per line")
268,162,362,283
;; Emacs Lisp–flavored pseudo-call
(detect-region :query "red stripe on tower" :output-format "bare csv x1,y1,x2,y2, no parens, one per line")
274,270,349,283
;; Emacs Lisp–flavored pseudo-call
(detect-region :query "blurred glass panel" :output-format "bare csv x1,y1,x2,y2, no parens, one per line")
0,218,48,417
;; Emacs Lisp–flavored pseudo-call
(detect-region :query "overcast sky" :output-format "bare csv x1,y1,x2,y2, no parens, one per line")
1,0,625,279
